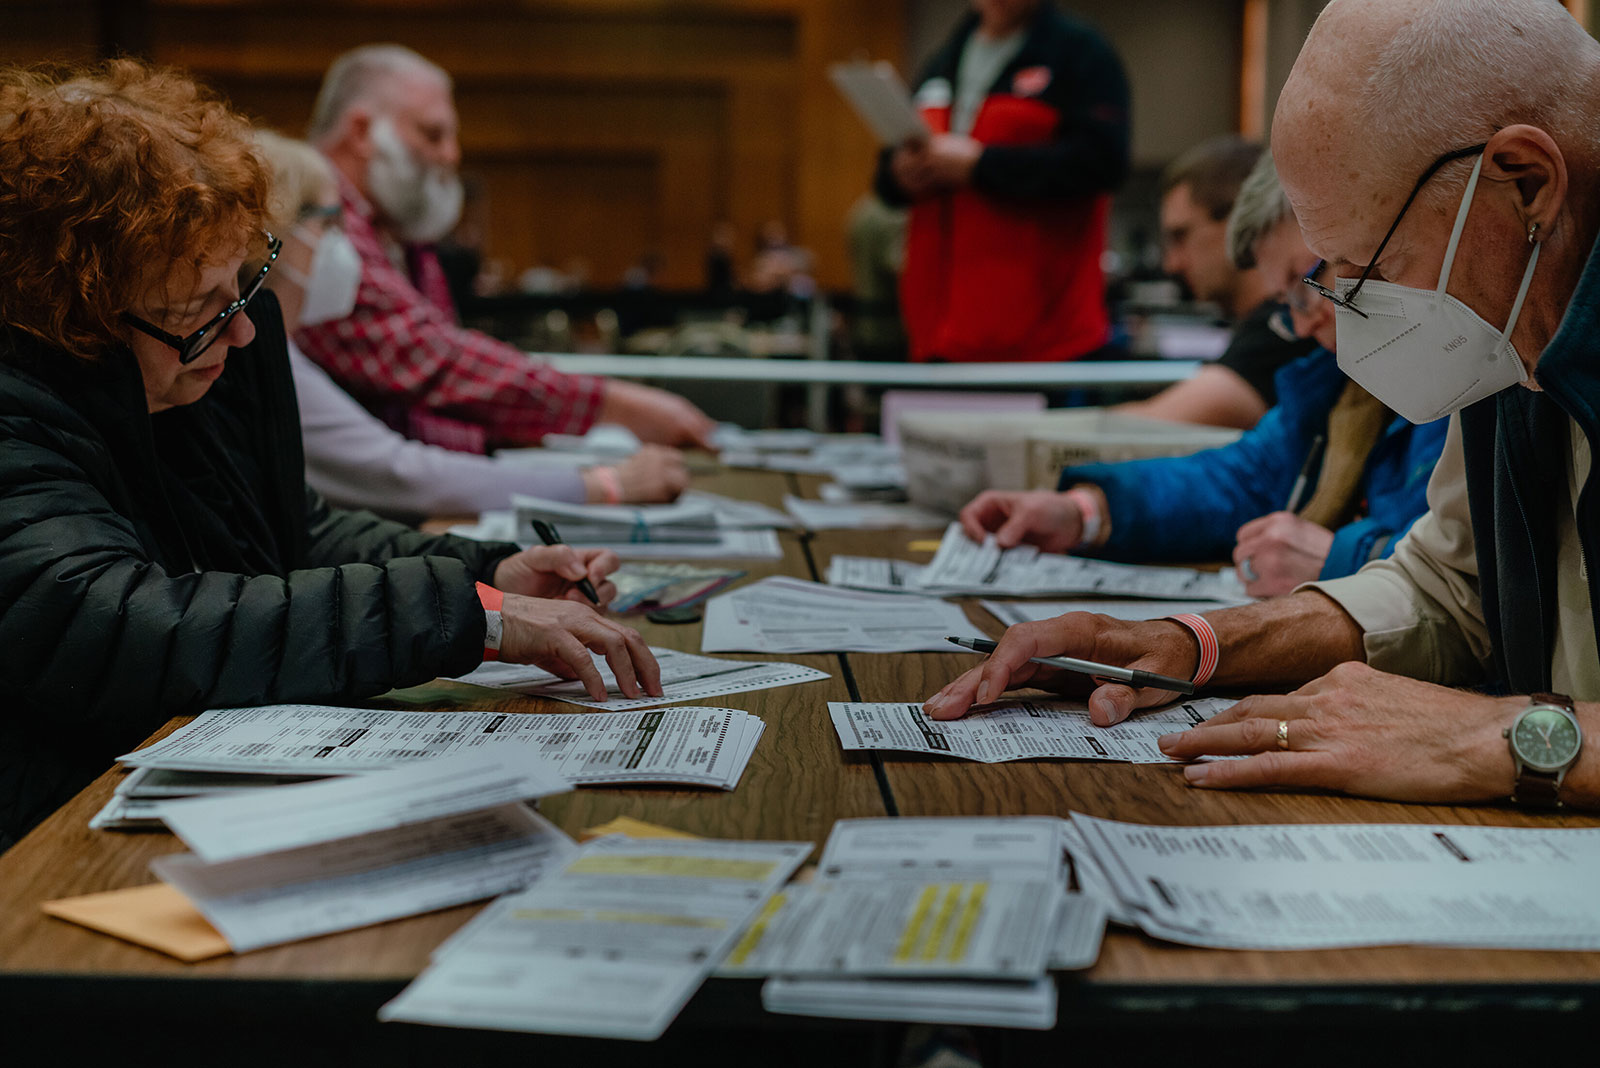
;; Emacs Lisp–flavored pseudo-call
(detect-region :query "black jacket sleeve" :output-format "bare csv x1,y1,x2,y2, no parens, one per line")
971,23,1131,200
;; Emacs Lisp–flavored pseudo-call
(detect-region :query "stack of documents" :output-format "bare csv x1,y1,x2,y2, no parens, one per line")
829,524,1248,601
92,770,322,831
116,704,766,791
452,646,829,710
453,490,789,560
782,494,947,531
148,750,576,952
609,562,745,613
379,835,812,1040
982,598,1250,626
731,817,1108,1029
829,697,1236,765
1067,814,1600,951
828,60,929,145
702,575,974,653
513,496,721,544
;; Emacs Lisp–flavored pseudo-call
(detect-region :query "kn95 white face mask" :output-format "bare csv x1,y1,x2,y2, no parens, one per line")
1332,153,1538,424
284,226,362,327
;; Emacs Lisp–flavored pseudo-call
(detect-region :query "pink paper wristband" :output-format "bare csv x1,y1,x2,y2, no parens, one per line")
1164,613,1219,690
1063,487,1102,549
590,465,624,505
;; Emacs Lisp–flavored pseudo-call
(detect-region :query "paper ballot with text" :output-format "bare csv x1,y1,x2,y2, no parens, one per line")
380,836,810,1040
834,523,1248,601
982,598,1250,627
829,61,930,145
830,697,1236,764
449,510,784,561
453,646,828,710
150,750,576,952
119,704,763,790
702,575,972,654
1072,815,1600,950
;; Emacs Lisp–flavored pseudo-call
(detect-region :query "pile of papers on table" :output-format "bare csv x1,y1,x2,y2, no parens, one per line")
452,646,829,711
701,575,974,654
1065,814,1600,951
782,494,947,531
380,835,813,1040
714,428,908,493
729,817,1107,1029
112,703,765,793
828,523,1248,601
829,697,1237,765
148,750,578,952
452,491,788,560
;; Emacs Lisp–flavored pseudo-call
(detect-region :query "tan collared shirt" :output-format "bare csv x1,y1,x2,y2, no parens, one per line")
1309,414,1600,701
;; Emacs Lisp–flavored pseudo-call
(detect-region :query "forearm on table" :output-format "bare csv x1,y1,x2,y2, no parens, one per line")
1186,589,1367,691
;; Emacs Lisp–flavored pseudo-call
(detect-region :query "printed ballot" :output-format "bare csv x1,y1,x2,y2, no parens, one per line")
451,511,784,561
1070,815,1600,951
829,697,1237,765
829,61,930,145
982,597,1250,627
513,491,794,546
830,523,1247,601
453,646,829,710
119,704,765,791
701,575,974,654
782,494,948,531
762,976,1058,1030
380,836,811,1040
149,750,577,952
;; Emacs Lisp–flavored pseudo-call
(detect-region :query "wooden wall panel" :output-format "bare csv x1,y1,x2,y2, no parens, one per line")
0,0,901,290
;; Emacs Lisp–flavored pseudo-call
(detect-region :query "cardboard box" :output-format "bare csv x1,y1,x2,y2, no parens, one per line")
897,410,1241,514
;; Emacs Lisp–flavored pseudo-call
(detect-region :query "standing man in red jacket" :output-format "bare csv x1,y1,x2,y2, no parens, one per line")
876,0,1131,364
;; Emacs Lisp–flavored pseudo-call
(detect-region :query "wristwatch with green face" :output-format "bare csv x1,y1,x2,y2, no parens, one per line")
1504,692,1583,808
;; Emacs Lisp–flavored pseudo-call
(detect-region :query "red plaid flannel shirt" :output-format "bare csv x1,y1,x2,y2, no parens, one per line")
293,176,606,452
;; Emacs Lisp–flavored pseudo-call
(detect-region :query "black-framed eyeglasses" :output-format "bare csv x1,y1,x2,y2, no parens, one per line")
1302,143,1488,319
121,233,282,364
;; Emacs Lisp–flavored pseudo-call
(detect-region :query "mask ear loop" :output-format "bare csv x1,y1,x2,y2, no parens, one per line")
1497,234,1540,372
1434,153,1486,306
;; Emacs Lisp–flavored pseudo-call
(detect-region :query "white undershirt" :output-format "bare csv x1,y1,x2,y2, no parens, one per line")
952,29,1026,135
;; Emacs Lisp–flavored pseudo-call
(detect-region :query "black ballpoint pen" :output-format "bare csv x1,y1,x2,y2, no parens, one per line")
528,518,601,605
946,636,1195,695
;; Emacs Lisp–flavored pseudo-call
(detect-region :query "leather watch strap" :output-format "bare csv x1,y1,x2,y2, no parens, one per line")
1533,692,1577,713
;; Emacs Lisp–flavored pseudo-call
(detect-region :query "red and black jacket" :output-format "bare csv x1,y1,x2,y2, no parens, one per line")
876,3,1130,363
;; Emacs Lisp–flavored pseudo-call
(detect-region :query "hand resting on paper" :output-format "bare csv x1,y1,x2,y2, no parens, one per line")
498,595,663,702
922,613,1197,724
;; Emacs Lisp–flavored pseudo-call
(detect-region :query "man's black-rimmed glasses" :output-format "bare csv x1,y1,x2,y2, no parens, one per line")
122,233,282,364
1301,143,1488,319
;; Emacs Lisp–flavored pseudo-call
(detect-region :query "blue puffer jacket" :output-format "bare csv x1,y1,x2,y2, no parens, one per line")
1059,349,1448,577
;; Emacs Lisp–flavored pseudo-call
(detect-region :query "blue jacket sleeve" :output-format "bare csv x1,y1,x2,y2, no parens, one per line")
1059,401,1310,564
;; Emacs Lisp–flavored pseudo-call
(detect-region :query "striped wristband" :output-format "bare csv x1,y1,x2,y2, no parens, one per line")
1164,613,1218,690
1063,487,1102,549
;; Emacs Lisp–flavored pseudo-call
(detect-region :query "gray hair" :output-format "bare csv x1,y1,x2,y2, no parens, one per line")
1347,0,1600,201
306,44,450,143
1225,149,1293,270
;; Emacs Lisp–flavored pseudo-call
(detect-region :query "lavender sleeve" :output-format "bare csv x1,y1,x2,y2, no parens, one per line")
289,341,586,520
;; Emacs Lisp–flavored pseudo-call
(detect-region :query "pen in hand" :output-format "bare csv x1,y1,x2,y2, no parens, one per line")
946,636,1195,696
528,518,602,606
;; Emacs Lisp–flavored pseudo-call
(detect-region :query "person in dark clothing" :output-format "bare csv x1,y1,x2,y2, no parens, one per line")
875,0,1130,363
0,61,660,851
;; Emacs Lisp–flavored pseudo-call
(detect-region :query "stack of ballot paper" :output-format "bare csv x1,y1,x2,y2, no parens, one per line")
92,770,324,831
701,575,974,654
727,817,1108,1029
782,494,947,531
981,598,1250,626
379,835,812,1040
609,562,745,613
829,523,1249,601
513,495,721,544
829,697,1238,765
114,704,766,792
451,646,828,711
453,510,784,560
1065,814,1600,951
147,750,577,952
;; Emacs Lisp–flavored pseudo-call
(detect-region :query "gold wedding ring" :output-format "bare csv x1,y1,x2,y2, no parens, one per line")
1276,720,1290,751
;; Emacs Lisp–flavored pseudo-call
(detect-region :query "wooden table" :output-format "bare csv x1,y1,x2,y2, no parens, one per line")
5,471,1600,1066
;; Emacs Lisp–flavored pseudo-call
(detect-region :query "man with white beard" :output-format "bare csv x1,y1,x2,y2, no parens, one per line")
298,44,716,455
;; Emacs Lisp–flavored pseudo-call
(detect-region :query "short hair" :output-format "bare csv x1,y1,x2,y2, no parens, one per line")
1159,136,1262,222
253,129,336,235
0,59,269,358
1225,149,1294,270
307,44,450,143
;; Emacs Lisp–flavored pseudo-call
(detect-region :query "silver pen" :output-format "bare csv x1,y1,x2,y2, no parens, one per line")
945,636,1196,695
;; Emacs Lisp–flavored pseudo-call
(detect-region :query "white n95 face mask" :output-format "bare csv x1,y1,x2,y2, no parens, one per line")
1333,153,1538,424
284,227,362,326
366,116,464,244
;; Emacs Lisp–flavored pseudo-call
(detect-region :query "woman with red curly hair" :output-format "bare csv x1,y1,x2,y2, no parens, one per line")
0,61,661,850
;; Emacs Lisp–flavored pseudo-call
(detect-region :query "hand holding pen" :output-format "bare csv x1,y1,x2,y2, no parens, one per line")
492,521,620,607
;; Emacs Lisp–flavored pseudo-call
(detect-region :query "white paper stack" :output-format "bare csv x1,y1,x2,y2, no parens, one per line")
830,523,1249,602
828,60,930,145
91,768,325,831
782,494,947,531
452,646,829,710
730,817,1108,1029
981,597,1251,626
701,575,974,654
829,697,1237,765
117,704,766,791
147,749,577,952
379,836,811,1040
1066,814,1600,951
451,510,784,560
513,495,721,545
